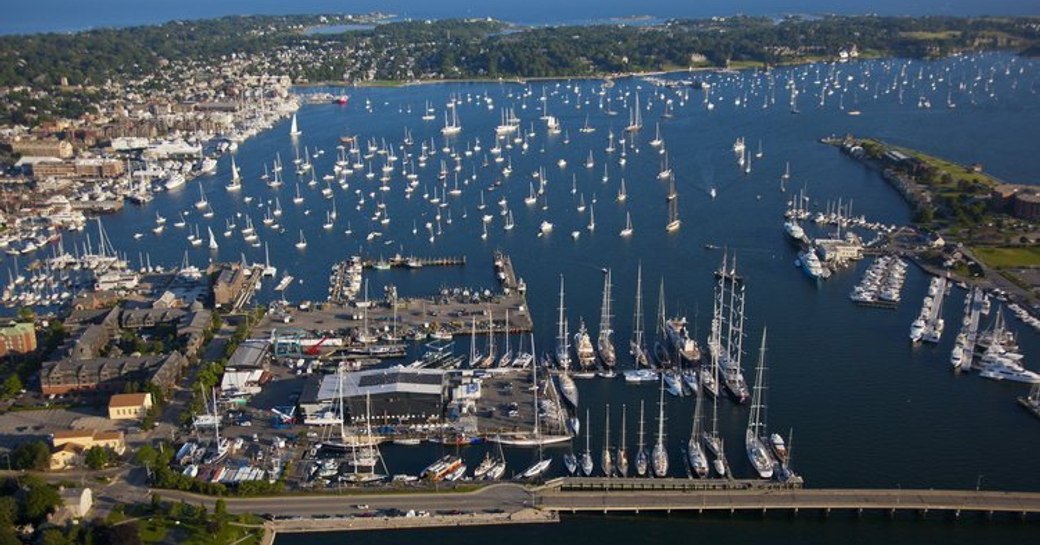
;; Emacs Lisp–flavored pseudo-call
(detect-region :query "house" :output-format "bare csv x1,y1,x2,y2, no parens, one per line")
49,444,82,470
51,429,126,454
0,321,36,357
107,392,153,420
49,430,126,469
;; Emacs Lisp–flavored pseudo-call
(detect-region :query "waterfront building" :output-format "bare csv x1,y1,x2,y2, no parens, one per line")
107,392,154,420
40,352,186,395
0,322,36,357
49,430,125,469
9,138,74,159
299,368,447,425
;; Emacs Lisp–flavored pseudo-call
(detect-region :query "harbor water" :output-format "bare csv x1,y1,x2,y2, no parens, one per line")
27,51,1040,540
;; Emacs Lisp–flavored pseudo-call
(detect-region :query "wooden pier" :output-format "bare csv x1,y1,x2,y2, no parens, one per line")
362,255,467,269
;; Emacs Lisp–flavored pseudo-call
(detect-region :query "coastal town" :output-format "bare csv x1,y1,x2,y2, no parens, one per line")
1,9,1040,545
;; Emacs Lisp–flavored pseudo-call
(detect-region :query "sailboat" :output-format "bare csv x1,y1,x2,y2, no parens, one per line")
441,102,462,135
635,400,648,477
207,227,218,251
746,328,776,479
626,92,643,132
630,262,650,368
616,404,629,477
556,367,578,409
555,275,571,370
702,335,727,476
620,212,633,237
597,269,617,371
686,378,709,478
617,178,627,202
580,407,594,476
601,405,613,477
225,155,242,191
651,377,669,477
666,180,680,232
290,112,301,137
649,122,663,147
295,230,307,250
194,183,208,209
519,446,552,480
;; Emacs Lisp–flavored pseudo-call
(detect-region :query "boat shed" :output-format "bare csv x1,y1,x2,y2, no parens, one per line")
298,367,447,425
227,340,270,370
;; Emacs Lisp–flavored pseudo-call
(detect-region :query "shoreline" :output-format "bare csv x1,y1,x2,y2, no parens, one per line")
291,48,1015,91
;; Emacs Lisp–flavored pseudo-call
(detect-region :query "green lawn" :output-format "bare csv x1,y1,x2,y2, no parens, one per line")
972,246,1040,268
899,30,962,40
901,148,1000,190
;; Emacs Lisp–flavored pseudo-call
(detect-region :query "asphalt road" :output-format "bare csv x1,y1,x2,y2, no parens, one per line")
537,488,1040,513
154,482,533,516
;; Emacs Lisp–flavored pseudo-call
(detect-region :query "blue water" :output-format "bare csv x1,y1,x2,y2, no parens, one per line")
19,51,1040,542
3,0,1039,35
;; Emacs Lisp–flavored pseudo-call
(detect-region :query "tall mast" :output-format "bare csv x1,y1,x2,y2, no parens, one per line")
532,335,540,439
603,404,612,474
748,328,768,440
620,404,627,452
470,316,477,365
556,274,569,369
656,278,667,340
337,365,346,443
725,255,739,363
637,400,645,450
656,376,666,446
487,306,495,361
585,407,591,459
504,309,510,358
632,262,644,352
598,268,614,364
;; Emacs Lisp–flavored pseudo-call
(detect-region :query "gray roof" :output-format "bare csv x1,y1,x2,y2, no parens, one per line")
228,339,268,368
313,367,444,401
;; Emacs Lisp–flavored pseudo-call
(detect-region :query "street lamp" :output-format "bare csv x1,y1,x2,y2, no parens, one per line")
976,475,984,492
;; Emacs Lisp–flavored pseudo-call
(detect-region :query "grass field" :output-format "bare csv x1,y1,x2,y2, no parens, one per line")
972,246,1040,268
900,30,962,40
907,150,1002,189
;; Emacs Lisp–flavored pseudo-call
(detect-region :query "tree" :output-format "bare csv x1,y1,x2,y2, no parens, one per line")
99,521,141,545
16,306,35,323
39,528,71,545
84,446,110,470
0,496,17,527
12,440,50,471
1,374,21,397
21,477,61,522
214,498,227,519
0,527,20,545
133,443,159,469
